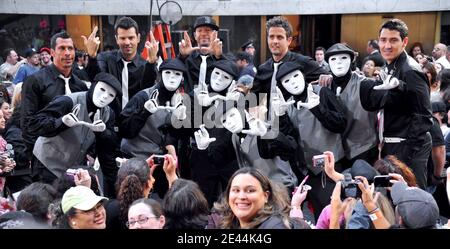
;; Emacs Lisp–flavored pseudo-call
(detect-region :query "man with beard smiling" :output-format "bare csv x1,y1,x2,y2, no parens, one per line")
178,16,226,93
21,31,88,182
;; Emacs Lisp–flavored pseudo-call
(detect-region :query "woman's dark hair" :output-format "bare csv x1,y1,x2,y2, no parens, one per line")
373,155,417,187
17,182,57,222
16,182,57,223
409,42,424,56
116,158,150,226
423,62,437,86
162,179,209,229
54,205,77,229
213,167,288,229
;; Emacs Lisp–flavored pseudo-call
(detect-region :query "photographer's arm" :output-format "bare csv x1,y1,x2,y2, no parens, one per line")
163,154,178,189
355,176,391,229
323,151,344,182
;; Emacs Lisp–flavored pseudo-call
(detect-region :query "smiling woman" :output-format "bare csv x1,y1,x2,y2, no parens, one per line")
214,167,293,229
58,185,108,229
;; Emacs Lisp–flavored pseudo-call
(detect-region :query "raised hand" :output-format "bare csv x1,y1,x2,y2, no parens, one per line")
172,100,187,120
296,84,320,110
242,110,269,136
81,26,100,57
291,175,310,208
272,87,295,116
194,124,217,150
373,70,400,90
145,30,159,63
225,81,243,102
144,89,160,113
62,104,81,127
209,31,223,58
74,168,92,188
196,84,214,107
178,31,199,57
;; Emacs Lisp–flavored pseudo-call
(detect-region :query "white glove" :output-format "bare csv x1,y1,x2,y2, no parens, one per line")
194,124,217,150
225,81,242,102
172,101,187,120
336,86,342,97
62,104,81,127
272,87,295,116
80,110,106,132
242,110,269,136
373,70,400,90
297,84,320,110
144,89,160,113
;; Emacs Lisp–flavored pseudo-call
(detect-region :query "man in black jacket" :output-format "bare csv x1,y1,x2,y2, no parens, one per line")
360,19,433,189
251,16,332,125
84,16,158,121
21,31,88,181
178,16,226,93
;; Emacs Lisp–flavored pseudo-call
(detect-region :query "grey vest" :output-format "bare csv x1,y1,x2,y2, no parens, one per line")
339,73,377,159
232,134,298,190
33,92,111,178
120,87,171,159
288,89,345,175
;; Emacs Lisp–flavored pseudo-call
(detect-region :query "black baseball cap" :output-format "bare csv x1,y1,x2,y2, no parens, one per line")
193,16,219,31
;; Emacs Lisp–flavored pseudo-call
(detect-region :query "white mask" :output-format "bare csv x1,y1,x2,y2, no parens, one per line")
162,69,183,91
328,53,351,77
211,68,233,92
280,69,305,95
92,81,117,108
221,108,244,133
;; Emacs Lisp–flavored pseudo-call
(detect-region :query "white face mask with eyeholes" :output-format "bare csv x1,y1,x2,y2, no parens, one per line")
280,69,305,95
221,107,244,134
328,53,351,77
162,69,183,91
211,68,233,92
92,81,117,108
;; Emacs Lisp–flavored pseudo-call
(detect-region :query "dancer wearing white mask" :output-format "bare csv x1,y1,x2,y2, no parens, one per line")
325,43,378,165
29,72,121,186
274,61,348,220
119,59,187,198
191,60,241,206
119,59,187,160
195,99,299,194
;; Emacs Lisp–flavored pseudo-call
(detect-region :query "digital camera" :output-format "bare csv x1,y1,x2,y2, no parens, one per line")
312,154,326,168
153,155,165,165
341,173,362,199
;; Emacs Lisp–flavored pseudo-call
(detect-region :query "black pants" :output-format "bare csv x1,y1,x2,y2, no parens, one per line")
306,161,346,221
190,149,239,207
382,133,432,189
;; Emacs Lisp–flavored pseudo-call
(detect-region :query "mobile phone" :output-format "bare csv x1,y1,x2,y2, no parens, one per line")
373,175,393,187
312,155,326,168
153,155,165,165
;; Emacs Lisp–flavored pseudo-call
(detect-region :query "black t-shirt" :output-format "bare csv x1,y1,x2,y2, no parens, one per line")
427,116,445,185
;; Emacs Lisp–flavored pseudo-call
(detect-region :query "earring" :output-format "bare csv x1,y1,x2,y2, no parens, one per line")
72,221,76,226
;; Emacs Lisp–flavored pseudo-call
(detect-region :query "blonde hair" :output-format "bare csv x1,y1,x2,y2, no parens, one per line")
11,82,22,111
